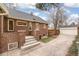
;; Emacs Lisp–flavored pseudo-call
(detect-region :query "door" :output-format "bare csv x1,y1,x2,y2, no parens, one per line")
17,30,26,48
28,31,32,36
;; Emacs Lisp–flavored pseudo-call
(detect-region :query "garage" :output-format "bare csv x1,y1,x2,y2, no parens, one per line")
60,27,77,35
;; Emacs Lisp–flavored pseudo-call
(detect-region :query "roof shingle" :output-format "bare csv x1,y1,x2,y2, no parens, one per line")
0,3,48,24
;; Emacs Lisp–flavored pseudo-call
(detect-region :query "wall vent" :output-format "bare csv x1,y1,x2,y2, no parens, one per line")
8,42,18,50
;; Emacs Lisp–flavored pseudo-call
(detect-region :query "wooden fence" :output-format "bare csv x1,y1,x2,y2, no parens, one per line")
48,29,60,37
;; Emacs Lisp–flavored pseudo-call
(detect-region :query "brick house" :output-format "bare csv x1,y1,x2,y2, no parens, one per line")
0,4,48,53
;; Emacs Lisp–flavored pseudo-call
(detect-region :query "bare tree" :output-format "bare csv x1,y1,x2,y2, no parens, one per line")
35,3,67,34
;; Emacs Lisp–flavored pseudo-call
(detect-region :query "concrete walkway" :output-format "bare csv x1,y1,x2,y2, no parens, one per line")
24,34,76,56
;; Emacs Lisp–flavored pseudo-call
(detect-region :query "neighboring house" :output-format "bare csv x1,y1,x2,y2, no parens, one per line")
0,4,48,53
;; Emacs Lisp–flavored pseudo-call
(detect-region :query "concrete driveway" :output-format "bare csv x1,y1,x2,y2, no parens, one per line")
23,27,77,56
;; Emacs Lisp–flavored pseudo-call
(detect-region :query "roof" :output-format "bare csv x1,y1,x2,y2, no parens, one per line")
0,3,48,24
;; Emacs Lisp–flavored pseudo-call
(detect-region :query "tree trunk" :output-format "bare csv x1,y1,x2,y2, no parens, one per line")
53,7,59,35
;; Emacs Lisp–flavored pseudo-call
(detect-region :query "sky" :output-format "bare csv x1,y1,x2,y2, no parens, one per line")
16,3,51,21
63,3,79,25
10,3,79,25
16,3,79,24
64,3,79,14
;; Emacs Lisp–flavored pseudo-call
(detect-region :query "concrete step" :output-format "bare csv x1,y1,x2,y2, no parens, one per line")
21,42,40,50
25,36,34,39
25,37,36,40
25,38,37,42
21,36,40,51
24,40,37,45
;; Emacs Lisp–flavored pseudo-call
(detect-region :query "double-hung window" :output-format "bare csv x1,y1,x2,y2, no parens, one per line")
36,23,39,30
8,19,14,31
29,22,32,31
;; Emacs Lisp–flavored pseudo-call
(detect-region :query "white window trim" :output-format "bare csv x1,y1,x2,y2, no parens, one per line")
44,24,46,29
16,21,27,26
8,19,14,31
35,23,39,31
29,22,32,31
8,42,18,50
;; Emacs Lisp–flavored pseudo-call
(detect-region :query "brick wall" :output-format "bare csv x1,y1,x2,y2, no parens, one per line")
0,32,18,53
0,17,48,53
34,23,48,40
0,18,28,53
0,16,1,33
0,16,1,53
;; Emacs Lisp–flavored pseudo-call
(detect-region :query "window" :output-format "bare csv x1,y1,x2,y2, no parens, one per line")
8,19,14,31
36,23,39,30
29,22,32,31
16,21,27,26
8,42,18,50
44,24,47,29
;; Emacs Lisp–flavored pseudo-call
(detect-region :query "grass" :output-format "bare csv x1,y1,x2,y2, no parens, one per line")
40,36,57,43
40,37,52,43
67,35,79,56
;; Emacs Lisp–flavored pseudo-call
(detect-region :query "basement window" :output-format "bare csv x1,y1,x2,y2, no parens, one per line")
8,42,18,50
8,19,14,31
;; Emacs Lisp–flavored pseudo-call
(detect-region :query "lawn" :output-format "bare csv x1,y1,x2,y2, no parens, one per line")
40,36,57,43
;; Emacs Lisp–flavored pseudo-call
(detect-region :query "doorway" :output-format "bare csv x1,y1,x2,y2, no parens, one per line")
28,31,32,36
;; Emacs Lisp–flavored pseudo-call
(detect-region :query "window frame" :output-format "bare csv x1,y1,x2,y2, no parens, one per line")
36,23,39,30
29,22,32,31
16,21,27,26
43,24,47,29
8,19,14,31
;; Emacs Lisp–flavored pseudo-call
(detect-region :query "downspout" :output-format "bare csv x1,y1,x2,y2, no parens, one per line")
1,15,3,34
0,15,4,54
